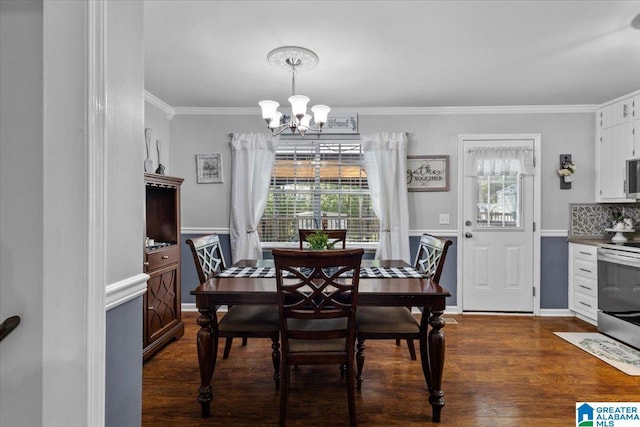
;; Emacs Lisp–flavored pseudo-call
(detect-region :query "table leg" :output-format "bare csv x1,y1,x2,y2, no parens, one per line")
197,306,218,418
427,309,446,422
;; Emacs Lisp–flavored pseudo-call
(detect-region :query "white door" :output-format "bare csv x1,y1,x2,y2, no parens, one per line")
459,135,539,312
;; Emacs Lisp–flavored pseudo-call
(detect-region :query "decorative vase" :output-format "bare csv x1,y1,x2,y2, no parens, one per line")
614,222,626,231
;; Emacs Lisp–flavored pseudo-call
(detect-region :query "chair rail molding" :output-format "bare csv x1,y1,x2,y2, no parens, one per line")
105,274,149,311
183,227,230,235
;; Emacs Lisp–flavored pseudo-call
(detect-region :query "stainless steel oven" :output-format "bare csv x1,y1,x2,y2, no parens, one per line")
597,244,640,349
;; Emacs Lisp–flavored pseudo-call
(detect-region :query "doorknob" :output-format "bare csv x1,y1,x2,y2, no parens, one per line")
465,232,473,238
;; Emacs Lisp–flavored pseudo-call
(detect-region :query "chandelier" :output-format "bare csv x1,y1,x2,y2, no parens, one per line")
258,46,330,137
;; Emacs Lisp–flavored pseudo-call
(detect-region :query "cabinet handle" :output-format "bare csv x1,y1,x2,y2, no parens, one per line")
578,268,592,274
623,104,628,118
578,251,592,256
143,262,149,266
579,301,592,308
162,255,169,259
578,284,592,291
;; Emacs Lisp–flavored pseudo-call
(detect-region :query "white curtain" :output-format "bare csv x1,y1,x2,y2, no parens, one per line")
466,146,535,176
230,133,278,263
361,132,410,263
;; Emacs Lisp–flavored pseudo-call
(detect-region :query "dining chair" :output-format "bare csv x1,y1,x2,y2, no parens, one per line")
186,234,281,388
298,229,347,249
355,233,452,390
272,248,364,427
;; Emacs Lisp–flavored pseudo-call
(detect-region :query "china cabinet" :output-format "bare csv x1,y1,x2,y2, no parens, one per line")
143,173,184,360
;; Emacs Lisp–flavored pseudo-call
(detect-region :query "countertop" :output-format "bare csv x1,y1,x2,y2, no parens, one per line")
568,235,639,246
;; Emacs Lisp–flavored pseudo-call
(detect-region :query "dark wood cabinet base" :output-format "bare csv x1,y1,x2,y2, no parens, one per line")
143,320,184,361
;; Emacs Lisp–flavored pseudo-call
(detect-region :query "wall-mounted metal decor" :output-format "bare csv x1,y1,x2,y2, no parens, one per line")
407,155,449,192
196,153,223,184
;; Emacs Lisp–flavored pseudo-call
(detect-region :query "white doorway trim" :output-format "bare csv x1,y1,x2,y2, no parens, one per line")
456,134,541,315
86,0,107,425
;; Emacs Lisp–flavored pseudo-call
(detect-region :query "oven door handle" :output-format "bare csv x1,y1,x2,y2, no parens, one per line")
598,249,640,268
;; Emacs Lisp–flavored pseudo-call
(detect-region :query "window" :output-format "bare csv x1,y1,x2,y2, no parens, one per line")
466,145,532,230
474,175,522,228
258,138,379,243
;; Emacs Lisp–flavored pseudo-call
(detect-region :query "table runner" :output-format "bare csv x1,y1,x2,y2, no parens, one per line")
217,266,424,279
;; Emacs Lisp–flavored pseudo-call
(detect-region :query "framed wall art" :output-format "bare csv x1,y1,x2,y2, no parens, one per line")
196,153,223,184
406,155,449,192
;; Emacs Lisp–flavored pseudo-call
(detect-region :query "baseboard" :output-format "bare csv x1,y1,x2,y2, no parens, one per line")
539,308,575,317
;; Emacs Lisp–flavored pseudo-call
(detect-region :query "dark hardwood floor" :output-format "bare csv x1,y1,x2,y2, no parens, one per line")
143,312,640,426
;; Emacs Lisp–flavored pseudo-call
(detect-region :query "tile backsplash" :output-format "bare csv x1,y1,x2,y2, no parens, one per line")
570,203,640,237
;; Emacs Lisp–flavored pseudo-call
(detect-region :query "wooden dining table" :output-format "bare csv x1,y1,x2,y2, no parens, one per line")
190,258,451,422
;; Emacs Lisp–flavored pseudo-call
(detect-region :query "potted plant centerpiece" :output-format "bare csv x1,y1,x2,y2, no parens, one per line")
305,229,335,250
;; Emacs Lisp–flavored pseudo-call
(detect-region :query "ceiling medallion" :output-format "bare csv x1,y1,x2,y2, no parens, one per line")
258,46,330,137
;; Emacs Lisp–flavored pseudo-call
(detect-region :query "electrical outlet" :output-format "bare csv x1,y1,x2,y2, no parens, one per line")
439,214,450,225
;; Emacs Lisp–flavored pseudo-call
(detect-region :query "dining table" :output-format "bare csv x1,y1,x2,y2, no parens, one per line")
190,258,451,422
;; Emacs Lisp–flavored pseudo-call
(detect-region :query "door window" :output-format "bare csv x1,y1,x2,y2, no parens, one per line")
474,175,522,229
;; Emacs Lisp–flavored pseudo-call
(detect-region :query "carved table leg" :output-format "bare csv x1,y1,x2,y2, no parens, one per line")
197,306,218,418
427,309,446,422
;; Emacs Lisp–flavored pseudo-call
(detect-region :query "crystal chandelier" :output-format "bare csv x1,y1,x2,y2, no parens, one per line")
259,46,330,137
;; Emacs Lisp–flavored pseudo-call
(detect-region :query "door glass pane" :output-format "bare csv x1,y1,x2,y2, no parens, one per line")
474,175,522,229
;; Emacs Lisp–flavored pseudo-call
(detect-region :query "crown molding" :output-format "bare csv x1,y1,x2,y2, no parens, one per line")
598,88,640,108
172,104,598,116
144,91,175,120
351,105,598,115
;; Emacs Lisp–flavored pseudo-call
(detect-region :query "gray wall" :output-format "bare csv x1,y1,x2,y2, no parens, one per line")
181,232,568,310
170,111,593,311
104,1,145,427
106,298,143,427
0,1,44,425
540,237,570,309
144,101,172,174
170,112,595,232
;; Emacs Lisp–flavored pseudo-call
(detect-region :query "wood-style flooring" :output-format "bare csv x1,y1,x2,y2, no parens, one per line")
142,312,640,426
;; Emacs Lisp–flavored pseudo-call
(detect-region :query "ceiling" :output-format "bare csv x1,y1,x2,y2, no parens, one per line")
144,1,640,110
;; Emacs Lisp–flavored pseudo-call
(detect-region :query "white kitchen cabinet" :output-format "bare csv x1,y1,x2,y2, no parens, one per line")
596,92,638,202
634,95,640,156
598,122,634,200
568,243,598,325
600,96,634,129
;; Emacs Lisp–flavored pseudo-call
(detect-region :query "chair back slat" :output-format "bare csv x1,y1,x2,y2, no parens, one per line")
413,233,452,283
186,234,227,284
273,248,363,352
298,229,347,249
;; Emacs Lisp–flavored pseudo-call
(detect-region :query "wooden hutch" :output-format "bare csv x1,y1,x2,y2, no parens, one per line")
143,173,184,360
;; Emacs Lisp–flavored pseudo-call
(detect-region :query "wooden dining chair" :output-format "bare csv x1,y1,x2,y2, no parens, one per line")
186,234,281,388
298,229,347,249
272,248,364,427
355,233,452,390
